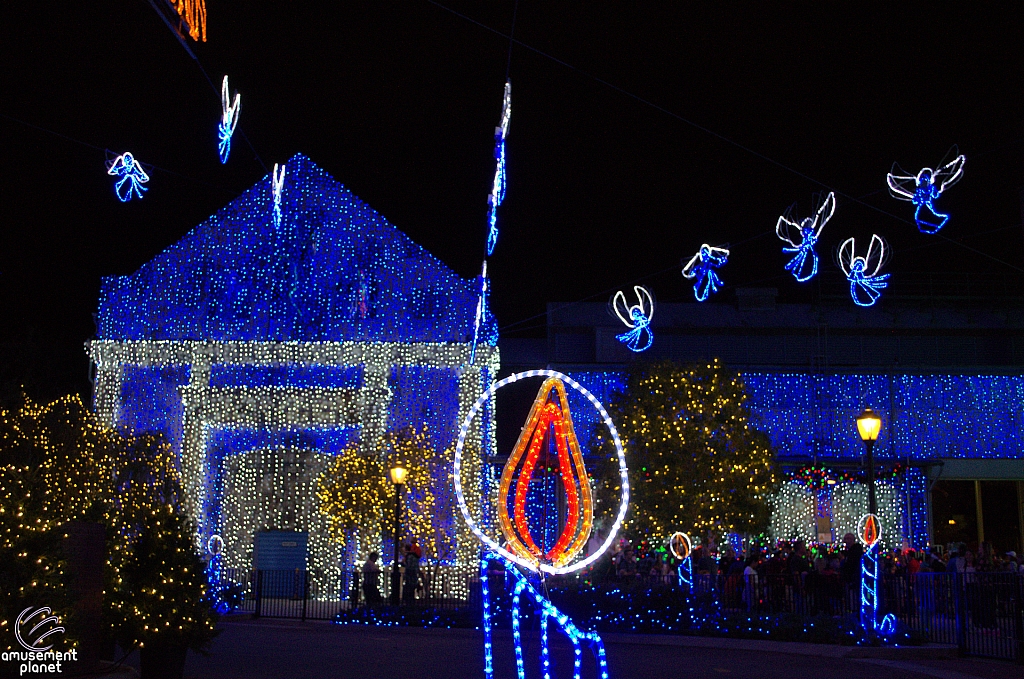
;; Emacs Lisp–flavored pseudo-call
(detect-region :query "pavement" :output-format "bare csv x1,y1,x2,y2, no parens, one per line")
105,617,1021,679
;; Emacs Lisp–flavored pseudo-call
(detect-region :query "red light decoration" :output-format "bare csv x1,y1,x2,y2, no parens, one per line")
497,377,593,568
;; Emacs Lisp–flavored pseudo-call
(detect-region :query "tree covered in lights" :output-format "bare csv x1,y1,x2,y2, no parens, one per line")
318,427,452,561
594,360,779,543
0,393,209,651
116,505,218,651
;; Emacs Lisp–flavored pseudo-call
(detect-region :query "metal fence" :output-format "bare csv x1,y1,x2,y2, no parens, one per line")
886,572,1024,662
222,567,1024,662
221,566,470,620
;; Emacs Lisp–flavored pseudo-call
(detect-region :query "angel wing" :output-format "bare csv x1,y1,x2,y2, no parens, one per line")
106,154,128,176
634,286,654,324
934,154,965,193
612,290,633,328
838,237,856,276
681,251,703,279
813,192,836,237
887,166,917,200
705,245,730,266
864,234,887,277
221,75,241,130
776,215,802,248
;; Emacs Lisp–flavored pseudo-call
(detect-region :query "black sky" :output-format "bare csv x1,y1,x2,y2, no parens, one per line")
2,2,1023,399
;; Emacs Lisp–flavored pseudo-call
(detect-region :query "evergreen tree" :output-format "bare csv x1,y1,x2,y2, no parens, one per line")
594,360,779,543
117,505,218,651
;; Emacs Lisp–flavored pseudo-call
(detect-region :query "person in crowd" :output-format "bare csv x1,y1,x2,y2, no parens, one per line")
402,543,421,603
362,551,382,604
409,536,423,559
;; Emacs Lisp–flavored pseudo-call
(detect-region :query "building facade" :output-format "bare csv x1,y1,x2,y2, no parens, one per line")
502,284,1024,553
88,155,498,594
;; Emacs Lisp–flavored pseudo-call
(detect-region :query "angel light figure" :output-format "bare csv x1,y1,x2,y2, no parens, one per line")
612,286,654,352
486,80,511,256
271,163,285,227
107,152,150,202
682,244,729,302
887,153,965,234
777,192,835,282
839,235,890,307
218,75,241,164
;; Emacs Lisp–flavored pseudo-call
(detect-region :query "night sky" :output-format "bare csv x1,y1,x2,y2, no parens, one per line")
2,2,1023,399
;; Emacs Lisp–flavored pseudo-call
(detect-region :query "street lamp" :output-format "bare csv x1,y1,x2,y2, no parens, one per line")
856,407,882,515
389,466,407,605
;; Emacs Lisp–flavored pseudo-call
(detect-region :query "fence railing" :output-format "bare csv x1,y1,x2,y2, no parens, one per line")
220,567,1024,662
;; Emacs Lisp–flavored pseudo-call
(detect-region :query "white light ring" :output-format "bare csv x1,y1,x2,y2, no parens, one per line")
668,531,691,561
453,369,629,575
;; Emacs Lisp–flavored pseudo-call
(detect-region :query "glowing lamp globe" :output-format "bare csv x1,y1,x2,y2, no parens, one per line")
856,407,882,442
389,466,408,485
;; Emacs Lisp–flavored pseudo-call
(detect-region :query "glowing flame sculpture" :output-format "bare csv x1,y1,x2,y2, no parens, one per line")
497,377,593,568
169,0,207,42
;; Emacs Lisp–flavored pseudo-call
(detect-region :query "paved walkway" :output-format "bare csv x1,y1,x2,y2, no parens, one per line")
113,618,1021,679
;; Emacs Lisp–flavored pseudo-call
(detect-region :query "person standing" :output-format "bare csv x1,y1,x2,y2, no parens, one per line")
402,544,421,603
362,551,382,605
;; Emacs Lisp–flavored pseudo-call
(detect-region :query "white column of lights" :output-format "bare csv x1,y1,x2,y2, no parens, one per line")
88,339,498,600
768,481,816,544
220,447,342,596
832,482,904,551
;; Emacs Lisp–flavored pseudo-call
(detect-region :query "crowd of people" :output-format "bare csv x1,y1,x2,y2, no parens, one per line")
601,535,1024,583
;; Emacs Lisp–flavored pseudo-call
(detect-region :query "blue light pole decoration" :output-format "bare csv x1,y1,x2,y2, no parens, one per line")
857,513,889,637
486,81,512,256
611,286,655,352
887,153,965,234
454,370,628,679
776,192,835,282
106,152,150,202
838,235,890,307
218,75,241,164
669,532,694,627
682,244,730,302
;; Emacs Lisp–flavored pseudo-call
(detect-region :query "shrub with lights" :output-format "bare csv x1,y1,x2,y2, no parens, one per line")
594,359,780,543
0,393,210,657
116,505,219,653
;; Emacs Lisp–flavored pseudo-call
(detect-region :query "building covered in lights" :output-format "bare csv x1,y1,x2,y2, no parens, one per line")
503,283,1024,555
88,154,498,595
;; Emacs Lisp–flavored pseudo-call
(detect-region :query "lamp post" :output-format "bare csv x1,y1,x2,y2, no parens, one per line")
856,407,882,515
389,465,407,605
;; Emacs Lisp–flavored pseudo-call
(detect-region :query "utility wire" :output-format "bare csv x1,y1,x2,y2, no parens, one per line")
142,0,268,173
0,112,241,196
425,0,1023,274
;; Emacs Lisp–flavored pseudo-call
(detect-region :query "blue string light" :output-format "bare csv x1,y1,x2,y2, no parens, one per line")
860,543,879,633
486,81,512,256
481,554,610,679
106,152,150,202
480,557,494,679
218,75,241,164
682,244,729,302
611,287,654,352
838,235,890,307
887,154,965,234
776,192,834,283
